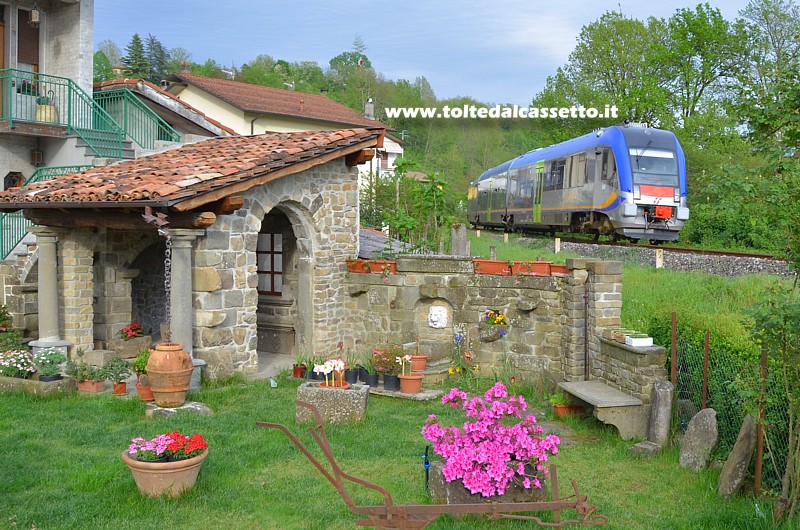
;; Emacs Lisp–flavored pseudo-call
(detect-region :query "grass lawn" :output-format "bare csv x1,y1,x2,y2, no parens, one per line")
0,374,784,530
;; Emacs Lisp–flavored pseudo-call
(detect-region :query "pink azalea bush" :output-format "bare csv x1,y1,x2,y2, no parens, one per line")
422,382,561,497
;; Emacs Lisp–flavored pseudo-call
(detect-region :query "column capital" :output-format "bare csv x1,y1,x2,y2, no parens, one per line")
28,226,61,242
167,229,206,248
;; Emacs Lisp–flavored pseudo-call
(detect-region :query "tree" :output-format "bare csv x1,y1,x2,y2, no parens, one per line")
735,0,800,147
662,4,746,120
190,59,226,79
97,39,121,66
167,47,192,75
93,51,115,84
122,33,150,79
145,34,170,84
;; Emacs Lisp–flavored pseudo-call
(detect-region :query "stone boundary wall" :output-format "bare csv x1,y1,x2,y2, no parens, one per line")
592,339,668,404
343,256,632,387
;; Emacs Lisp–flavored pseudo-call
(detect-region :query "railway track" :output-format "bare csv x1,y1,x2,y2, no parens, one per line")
557,237,786,261
517,235,794,277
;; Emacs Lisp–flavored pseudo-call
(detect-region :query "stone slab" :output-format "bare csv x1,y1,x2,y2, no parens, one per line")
558,380,642,408
0,375,77,395
628,440,662,457
368,385,444,401
145,400,214,418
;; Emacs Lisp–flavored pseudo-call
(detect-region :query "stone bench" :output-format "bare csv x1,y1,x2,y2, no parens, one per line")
558,380,647,440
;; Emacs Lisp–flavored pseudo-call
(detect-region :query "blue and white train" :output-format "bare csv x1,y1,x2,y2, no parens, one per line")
467,123,690,242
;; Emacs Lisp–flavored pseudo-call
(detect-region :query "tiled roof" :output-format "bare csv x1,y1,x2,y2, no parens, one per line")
94,78,237,136
0,129,382,210
170,73,384,129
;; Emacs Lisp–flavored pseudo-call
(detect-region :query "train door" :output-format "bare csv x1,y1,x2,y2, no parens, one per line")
533,161,544,223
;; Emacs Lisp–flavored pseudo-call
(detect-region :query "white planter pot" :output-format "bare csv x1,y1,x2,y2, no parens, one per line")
626,336,653,348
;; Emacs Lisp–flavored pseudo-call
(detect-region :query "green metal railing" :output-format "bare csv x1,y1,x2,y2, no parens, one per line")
0,165,91,259
1,68,124,158
94,88,180,150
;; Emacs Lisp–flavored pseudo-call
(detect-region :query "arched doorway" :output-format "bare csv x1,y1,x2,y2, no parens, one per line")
256,208,300,369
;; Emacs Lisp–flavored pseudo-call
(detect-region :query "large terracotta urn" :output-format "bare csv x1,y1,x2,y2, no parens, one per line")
145,342,193,407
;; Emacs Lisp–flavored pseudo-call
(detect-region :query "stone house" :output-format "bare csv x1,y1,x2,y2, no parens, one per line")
0,128,386,377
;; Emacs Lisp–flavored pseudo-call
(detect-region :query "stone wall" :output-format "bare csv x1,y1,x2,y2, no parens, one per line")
343,257,624,386
191,159,359,379
592,340,668,404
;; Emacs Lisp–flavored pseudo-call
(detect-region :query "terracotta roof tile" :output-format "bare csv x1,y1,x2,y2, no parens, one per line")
171,73,386,129
0,129,381,210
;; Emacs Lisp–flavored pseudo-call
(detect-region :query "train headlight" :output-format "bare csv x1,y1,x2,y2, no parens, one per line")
633,185,640,200
622,203,637,217
674,188,681,203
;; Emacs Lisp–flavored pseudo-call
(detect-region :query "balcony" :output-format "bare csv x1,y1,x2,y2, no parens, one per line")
0,68,124,158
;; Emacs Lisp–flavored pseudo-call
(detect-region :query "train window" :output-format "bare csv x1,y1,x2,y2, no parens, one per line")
601,150,617,182
628,148,679,185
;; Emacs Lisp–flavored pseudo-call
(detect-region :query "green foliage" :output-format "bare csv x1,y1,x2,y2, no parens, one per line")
121,33,150,79
0,330,26,352
34,348,67,377
144,34,170,84
64,349,104,382
93,51,115,84
132,350,150,376
102,356,132,383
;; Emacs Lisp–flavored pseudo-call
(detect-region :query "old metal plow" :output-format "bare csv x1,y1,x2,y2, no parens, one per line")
257,401,608,529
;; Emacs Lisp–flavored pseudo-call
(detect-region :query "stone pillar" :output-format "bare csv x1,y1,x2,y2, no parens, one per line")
28,227,71,354
167,229,205,356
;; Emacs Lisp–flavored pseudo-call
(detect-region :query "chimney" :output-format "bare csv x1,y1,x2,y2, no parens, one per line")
364,98,374,120
299,100,305,112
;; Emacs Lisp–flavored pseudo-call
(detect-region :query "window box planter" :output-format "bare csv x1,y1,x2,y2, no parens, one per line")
345,259,397,275
510,261,552,276
472,259,511,276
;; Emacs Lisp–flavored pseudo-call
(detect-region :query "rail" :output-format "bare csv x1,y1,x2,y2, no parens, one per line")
93,88,180,150
0,68,124,158
0,165,91,259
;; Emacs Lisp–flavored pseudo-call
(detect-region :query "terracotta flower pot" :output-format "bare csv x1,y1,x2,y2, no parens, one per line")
77,380,105,392
135,382,155,401
410,354,428,372
121,449,208,497
145,342,193,408
292,364,306,378
552,404,585,418
398,373,423,394
112,381,127,395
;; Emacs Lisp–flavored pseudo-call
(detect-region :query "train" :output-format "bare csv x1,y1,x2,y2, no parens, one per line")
467,123,690,242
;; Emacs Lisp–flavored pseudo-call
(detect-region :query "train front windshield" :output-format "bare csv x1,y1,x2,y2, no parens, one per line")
628,148,679,186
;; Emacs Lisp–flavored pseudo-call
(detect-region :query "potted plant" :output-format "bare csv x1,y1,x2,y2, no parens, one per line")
361,356,379,387
292,352,307,379
410,339,428,372
343,350,359,384
397,354,423,394
373,345,402,391
423,382,560,498
479,309,509,342
122,430,208,497
313,357,348,389
103,356,132,395
0,349,36,379
109,322,152,359
65,350,106,392
132,349,154,401
33,347,67,382
549,391,584,418
0,303,11,331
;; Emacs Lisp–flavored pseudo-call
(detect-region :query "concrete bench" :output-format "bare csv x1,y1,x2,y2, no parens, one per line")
558,380,647,441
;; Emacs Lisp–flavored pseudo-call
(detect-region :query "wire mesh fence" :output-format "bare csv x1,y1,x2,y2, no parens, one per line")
673,329,789,492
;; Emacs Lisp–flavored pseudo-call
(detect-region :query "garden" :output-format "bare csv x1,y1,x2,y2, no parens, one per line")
1,232,798,528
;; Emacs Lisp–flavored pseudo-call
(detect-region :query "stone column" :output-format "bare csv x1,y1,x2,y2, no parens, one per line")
28,226,71,354
167,229,205,356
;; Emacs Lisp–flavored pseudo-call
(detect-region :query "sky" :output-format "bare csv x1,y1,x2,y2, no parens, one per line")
94,0,753,107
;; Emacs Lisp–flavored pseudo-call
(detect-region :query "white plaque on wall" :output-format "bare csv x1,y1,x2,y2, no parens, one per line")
428,306,448,328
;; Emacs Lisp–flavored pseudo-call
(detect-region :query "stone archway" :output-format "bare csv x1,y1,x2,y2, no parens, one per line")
255,203,314,370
